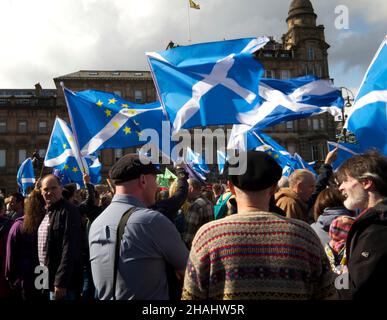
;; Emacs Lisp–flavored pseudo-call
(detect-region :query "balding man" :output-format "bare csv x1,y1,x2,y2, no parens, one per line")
275,169,316,222
37,174,82,300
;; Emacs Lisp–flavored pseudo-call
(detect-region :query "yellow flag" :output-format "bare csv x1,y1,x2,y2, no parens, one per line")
189,0,200,9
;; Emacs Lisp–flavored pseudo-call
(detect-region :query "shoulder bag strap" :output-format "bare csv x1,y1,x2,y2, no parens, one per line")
112,206,137,300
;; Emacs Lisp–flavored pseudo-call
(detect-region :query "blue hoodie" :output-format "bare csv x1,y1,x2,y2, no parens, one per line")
310,207,352,246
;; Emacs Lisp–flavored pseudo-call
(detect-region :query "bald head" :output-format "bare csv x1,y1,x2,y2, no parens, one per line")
288,169,316,202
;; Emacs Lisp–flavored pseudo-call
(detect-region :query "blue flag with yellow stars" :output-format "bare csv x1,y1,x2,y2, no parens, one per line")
63,88,168,157
44,117,101,186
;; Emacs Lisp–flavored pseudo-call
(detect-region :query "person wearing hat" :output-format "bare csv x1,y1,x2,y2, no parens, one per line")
88,154,189,300
182,150,335,300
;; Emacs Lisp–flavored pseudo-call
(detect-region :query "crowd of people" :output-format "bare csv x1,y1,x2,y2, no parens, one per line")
1,147,387,301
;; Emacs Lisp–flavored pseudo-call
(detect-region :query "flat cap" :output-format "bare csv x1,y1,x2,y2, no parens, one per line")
109,154,161,184
226,150,282,191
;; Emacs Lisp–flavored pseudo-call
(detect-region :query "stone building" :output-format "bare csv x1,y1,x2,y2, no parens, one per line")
0,87,57,194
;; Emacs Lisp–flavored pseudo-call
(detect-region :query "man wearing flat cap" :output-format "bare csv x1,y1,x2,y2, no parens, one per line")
182,151,334,300
89,155,189,300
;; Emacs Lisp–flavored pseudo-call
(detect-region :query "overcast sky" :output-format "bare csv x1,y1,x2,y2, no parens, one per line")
0,0,386,98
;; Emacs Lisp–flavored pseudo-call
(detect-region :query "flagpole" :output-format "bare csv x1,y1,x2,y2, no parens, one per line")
187,1,191,43
60,82,87,175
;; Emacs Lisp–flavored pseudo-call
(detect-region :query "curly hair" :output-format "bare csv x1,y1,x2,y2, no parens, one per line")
21,189,46,235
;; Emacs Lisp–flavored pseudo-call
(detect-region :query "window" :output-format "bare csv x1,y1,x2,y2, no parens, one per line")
308,48,315,61
38,149,46,159
88,71,99,76
114,149,123,161
307,119,312,129
0,150,6,167
38,121,47,134
0,121,6,133
286,121,294,130
134,90,143,103
264,70,275,78
320,119,325,130
281,70,290,80
18,149,26,164
18,121,27,133
113,90,122,97
313,119,319,130
311,145,320,162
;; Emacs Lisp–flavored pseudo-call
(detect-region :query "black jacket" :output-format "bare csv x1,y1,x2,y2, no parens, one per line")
152,168,189,222
346,199,387,300
45,198,82,292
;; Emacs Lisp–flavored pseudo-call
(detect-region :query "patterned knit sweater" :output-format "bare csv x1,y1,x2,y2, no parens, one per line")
182,211,335,300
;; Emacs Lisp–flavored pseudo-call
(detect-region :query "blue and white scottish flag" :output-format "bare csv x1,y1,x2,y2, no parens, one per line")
17,158,35,196
64,88,166,156
44,117,101,186
185,147,210,180
235,76,343,133
345,36,387,154
227,126,314,177
327,141,361,171
146,37,269,132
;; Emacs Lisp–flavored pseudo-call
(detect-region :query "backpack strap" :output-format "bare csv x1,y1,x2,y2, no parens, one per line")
112,206,137,300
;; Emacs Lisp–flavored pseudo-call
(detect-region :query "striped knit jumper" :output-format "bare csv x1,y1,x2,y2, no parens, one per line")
182,211,335,300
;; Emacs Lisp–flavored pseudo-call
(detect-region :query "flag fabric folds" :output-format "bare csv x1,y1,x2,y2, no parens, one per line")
327,141,361,170
63,88,165,156
345,36,387,154
44,117,101,186
17,158,35,196
228,126,314,176
185,147,209,180
235,75,344,135
146,37,269,132
189,0,200,9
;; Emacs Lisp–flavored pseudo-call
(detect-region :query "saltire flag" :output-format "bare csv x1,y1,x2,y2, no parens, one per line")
63,88,170,158
234,75,344,135
16,158,36,196
227,126,310,177
216,150,227,174
327,141,361,170
345,36,387,154
185,147,209,180
189,0,200,9
44,117,101,186
146,37,269,132
185,163,206,185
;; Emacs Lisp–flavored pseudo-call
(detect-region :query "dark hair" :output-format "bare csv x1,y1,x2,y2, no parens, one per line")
62,183,77,200
201,190,215,204
313,187,345,221
336,151,387,197
10,192,24,204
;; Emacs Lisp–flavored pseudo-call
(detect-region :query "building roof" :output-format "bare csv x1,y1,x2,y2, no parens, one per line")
54,70,152,81
287,0,316,21
0,89,56,97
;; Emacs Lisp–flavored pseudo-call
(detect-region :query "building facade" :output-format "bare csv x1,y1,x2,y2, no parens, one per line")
257,0,338,163
0,0,339,192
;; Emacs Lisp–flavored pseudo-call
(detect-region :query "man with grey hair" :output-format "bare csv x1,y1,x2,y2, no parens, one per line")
275,169,316,222
182,179,213,249
337,151,387,300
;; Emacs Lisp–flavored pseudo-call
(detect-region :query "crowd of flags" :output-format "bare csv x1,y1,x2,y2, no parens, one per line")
16,33,387,192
